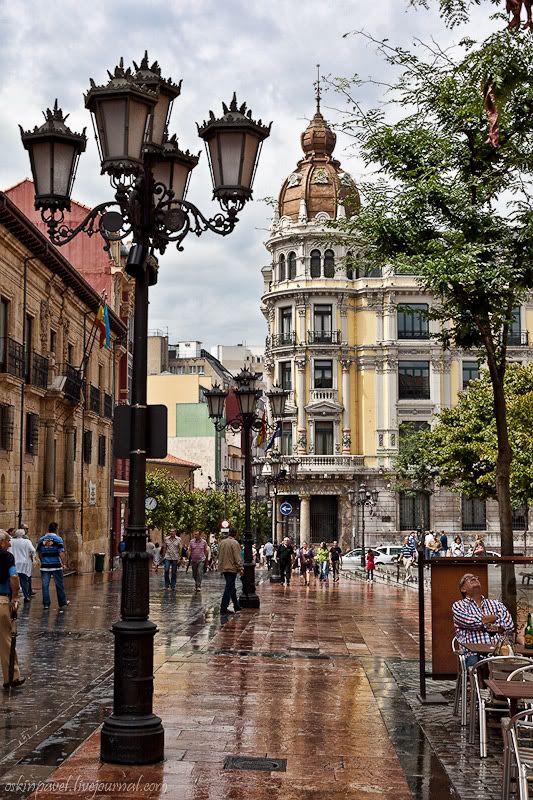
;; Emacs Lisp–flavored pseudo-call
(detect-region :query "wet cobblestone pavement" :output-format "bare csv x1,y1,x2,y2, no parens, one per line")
0,570,509,799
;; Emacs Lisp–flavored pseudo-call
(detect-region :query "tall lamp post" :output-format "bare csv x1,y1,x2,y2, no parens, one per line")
20,54,270,766
205,373,287,607
259,451,298,581
356,483,379,568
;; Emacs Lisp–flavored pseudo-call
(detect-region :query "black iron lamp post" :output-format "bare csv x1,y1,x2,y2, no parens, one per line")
206,468,232,519
205,373,287,607
258,451,298,581
357,483,379,568
20,53,270,767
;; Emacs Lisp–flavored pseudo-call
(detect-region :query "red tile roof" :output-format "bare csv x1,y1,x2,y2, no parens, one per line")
147,454,200,469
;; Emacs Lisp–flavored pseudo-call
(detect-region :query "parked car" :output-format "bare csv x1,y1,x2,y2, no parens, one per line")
373,545,403,565
465,547,501,558
342,548,377,569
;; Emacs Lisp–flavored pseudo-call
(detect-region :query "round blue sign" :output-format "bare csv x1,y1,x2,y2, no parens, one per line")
280,502,293,516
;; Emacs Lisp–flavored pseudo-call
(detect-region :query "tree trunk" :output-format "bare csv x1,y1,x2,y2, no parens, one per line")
485,344,517,622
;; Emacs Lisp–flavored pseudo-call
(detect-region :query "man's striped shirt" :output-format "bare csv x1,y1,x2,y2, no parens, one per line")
452,596,514,650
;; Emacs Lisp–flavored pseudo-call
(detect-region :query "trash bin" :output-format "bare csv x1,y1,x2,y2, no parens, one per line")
94,552,105,573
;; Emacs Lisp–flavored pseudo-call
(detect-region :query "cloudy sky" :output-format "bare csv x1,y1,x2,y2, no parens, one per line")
1,0,492,349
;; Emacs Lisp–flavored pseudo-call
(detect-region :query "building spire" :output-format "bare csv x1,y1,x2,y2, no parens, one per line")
315,64,321,114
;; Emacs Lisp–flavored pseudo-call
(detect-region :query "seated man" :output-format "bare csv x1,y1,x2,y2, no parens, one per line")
453,573,514,666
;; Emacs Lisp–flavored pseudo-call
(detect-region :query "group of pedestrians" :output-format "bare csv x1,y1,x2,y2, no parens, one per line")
152,528,211,593
262,538,344,587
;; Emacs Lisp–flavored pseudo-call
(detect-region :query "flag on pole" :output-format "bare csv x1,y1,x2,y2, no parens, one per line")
96,303,111,349
255,411,267,447
265,421,281,451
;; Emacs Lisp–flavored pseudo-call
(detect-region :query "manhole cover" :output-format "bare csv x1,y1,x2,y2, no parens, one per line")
224,756,287,772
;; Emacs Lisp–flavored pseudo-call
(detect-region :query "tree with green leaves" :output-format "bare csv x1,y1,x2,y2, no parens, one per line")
425,363,533,508
392,423,436,532
331,27,533,613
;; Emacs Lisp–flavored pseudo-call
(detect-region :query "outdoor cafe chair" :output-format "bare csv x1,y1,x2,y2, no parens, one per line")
508,665,533,684
469,656,532,758
504,708,533,800
452,637,468,727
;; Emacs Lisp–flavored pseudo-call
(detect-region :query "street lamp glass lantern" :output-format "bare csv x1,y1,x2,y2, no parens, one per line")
235,384,260,417
358,485,366,502
371,488,379,504
265,383,288,419
132,53,182,147
269,451,282,480
85,61,157,177
20,101,87,211
204,383,228,420
149,136,199,202
197,93,271,207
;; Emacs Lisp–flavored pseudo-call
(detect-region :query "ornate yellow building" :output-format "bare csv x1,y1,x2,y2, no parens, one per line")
261,101,533,549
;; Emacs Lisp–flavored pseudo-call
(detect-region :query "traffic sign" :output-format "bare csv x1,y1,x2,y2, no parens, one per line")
221,520,230,529
280,502,293,516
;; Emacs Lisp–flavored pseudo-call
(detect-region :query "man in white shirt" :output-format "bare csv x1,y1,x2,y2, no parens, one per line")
9,529,35,602
263,541,274,570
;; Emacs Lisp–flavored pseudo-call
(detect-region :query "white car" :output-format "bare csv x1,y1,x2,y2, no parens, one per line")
373,545,403,565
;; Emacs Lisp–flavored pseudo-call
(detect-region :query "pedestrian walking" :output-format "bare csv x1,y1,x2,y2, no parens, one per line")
471,535,486,557
21,523,36,597
366,549,375,583
329,540,343,583
146,538,156,566
439,530,449,557
400,536,416,583
0,530,25,689
298,542,314,586
189,530,209,592
36,522,69,610
316,542,330,582
264,541,274,570
9,529,35,601
451,535,465,557
161,529,182,590
218,528,243,615
277,537,295,586
153,543,161,572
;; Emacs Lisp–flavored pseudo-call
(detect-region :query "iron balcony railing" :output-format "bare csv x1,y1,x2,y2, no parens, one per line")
89,385,101,415
0,337,25,379
397,328,430,340
31,352,49,389
62,364,84,403
271,332,296,347
307,330,341,345
508,330,529,346
103,392,113,419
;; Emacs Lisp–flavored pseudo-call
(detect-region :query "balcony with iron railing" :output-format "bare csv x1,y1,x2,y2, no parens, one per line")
31,352,49,389
0,337,24,380
89,385,101,415
307,330,341,345
297,455,365,475
103,392,113,419
62,364,84,403
271,332,296,348
508,330,529,346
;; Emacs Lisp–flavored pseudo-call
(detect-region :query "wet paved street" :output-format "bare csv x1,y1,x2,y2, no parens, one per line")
0,569,509,799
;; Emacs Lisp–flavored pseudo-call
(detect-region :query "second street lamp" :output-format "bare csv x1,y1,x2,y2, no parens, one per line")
20,53,270,766
205,372,287,607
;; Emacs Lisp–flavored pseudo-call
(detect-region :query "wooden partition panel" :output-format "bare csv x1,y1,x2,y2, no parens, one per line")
430,559,488,677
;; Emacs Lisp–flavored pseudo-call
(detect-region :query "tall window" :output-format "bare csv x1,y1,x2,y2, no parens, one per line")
0,298,7,367
279,361,292,391
278,254,286,282
345,251,357,280
281,421,293,455
288,251,297,280
310,249,321,278
462,361,480,389
323,249,335,278
24,313,33,382
398,361,430,400
50,329,56,355
314,359,333,389
315,421,334,455
67,343,74,365
280,307,292,344
313,305,332,343
400,492,430,530
0,404,14,451
397,303,429,339
399,420,430,448
462,497,486,530
83,430,92,464
509,307,522,346
98,435,106,467
512,507,527,530
25,413,39,455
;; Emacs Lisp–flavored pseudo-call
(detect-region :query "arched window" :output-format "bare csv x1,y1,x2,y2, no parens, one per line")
288,251,297,280
279,254,286,282
324,249,335,278
346,251,354,280
310,249,321,278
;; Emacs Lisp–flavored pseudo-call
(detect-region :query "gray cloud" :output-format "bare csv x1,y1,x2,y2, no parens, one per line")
1,0,494,348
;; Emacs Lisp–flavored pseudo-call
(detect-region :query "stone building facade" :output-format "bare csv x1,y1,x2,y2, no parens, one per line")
261,101,533,550
0,191,126,571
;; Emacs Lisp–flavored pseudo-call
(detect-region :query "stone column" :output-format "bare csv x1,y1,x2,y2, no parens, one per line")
43,422,56,499
431,358,443,414
64,427,76,500
338,295,348,343
295,356,307,454
299,494,310,543
341,358,351,453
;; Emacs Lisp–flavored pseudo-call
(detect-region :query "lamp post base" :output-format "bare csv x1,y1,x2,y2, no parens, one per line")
239,593,260,609
240,560,260,609
100,714,164,764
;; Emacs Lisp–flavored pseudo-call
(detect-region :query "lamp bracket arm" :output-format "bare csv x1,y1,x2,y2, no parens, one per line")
41,201,131,252
155,196,242,252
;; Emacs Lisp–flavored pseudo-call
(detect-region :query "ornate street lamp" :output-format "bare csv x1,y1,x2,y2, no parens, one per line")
257,450,299,581
357,483,379,568
205,370,287,607
20,54,270,767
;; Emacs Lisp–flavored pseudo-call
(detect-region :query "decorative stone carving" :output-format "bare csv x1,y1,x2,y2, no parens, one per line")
295,356,307,370
40,299,51,349
297,430,307,450
378,433,384,448
314,211,331,223
340,358,351,371
390,434,396,447
287,172,301,187
339,172,353,187
342,431,351,449
383,356,398,372
312,168,329,184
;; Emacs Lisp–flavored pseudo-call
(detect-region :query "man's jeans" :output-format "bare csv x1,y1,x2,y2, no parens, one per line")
41,569,67,607
19,573,31,601
192,561,204,588
221,571,240,611
164,559,178,589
